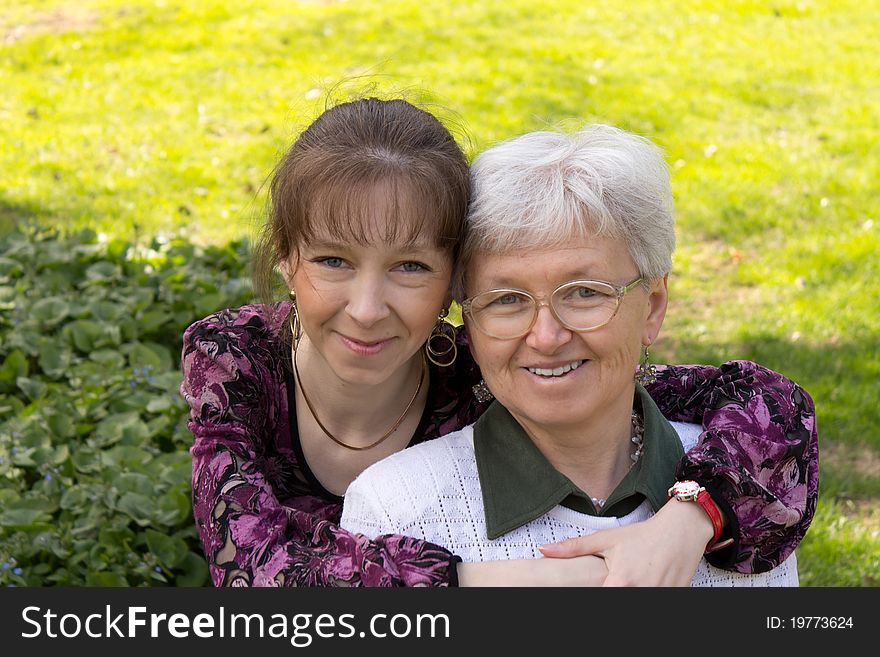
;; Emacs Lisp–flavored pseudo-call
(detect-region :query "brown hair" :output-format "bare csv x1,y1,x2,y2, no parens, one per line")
252,98,471,306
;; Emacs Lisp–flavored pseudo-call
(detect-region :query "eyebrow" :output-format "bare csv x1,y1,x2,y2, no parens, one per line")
305,239,439,254
480,270,606,289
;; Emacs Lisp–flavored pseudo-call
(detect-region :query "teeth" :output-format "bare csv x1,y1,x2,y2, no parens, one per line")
527,360,585,377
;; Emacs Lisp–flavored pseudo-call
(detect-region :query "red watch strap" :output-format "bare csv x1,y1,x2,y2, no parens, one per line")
695,489,726,553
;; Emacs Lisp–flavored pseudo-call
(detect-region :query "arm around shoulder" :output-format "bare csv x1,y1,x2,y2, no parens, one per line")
181,312,459,587
646,360,818,573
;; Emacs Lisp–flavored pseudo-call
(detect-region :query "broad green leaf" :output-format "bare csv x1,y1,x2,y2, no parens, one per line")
30,296,70,325
113,472,154,497
15,497,60,514
87,300,123,322
46,412,74,438
0,350,29,385
60,485,91,511
137,310,172,332
102,445,153,470
146,396,172,413
67,320,105,353
175,552,210,587
154,489,191,528
98,526,136,547
37,341,73,380
157,453,193,487
94,412,140,447
0,508,53,527
88,349,126,369
145,529,190,569
16,376,47,400
195,292,225,317
141,341,173,371
84,261,122,283
151,371,183,390
71,446,102,473
116,492,154,525
0,394,25,419
0,256,24,277
85,571,129,586
124,342,164,369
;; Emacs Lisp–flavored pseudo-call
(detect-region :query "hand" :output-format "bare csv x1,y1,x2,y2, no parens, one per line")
458,554,608,587
537,500,714,587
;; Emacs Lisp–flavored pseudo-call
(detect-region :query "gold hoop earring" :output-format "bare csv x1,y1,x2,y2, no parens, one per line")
425,309,457,367
288,290,302,351
635,344,657,386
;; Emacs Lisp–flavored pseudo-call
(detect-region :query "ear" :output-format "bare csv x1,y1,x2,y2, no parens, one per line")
642,274,668,346
278,252,299,290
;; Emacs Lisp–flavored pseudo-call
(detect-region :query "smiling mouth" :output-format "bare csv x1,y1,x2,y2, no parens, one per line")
526,360,586,378
342,336,391,347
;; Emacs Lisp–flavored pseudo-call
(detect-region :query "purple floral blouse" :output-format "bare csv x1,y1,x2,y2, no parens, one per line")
180,303,818,587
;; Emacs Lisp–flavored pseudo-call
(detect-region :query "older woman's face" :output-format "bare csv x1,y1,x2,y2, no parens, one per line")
464,234,667,433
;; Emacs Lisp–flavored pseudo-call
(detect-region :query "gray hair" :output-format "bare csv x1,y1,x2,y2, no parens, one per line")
455,124,675,299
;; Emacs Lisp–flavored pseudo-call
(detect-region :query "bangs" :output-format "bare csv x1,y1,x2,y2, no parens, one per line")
301,170,461,252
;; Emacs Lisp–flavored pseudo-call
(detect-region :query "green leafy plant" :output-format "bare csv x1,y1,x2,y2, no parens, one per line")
0,228,253,586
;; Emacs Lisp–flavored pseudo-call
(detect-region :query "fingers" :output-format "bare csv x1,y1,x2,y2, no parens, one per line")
539,532,608,558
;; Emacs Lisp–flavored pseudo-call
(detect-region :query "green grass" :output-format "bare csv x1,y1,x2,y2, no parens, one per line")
2,0,878,585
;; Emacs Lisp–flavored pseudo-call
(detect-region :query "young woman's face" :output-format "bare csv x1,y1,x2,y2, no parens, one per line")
283,200,453,387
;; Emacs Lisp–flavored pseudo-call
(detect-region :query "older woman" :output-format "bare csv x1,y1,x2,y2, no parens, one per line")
340,124,802,585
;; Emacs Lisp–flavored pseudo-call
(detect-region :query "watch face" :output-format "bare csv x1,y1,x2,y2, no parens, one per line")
670,480,702,499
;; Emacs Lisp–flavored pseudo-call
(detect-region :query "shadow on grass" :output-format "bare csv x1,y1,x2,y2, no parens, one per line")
665,331,880,502
0,196,55,238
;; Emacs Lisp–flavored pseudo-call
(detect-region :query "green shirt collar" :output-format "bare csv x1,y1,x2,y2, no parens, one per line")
473,385,684,539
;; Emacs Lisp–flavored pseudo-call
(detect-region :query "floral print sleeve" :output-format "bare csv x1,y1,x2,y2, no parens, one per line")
644,361,818,574
181,305,463,587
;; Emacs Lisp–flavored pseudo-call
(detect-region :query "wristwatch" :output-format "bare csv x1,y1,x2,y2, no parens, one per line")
667,480,730,553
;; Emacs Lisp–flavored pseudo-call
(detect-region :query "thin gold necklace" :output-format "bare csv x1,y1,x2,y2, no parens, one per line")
292,345,427,451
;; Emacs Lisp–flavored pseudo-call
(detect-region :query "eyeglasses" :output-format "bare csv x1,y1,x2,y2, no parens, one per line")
461,277,644,339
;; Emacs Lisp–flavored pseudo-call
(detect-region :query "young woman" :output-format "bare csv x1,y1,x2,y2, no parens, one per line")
181,98,817,587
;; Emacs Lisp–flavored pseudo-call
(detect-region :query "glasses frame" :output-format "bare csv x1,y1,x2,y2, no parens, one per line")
461,276,644,339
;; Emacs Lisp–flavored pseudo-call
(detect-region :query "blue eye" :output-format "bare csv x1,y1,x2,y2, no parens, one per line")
494,293,522,305
398,261,428,273
317,257,346,269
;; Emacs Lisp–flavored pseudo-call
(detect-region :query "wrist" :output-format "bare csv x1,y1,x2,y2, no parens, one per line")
667,480,729,553
659,493,715,546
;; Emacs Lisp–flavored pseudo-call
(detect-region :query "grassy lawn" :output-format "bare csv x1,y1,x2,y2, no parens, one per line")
2,0,878,585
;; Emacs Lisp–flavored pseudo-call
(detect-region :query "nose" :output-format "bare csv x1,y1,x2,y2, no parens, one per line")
344,273,392,328
524,304,572,353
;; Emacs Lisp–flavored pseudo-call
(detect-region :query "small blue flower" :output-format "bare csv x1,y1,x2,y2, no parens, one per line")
10,448,16,455
1,563,9,571
12,567,22,576
44,474,52,481
130,380,137,388
133,367,141,376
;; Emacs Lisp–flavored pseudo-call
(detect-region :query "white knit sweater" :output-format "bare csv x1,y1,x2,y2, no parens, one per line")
341,421,798,587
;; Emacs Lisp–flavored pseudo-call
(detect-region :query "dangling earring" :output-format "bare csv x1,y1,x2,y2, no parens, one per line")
635,344,657,386
425,308,457,367
288,290,302,351
472,380,494,403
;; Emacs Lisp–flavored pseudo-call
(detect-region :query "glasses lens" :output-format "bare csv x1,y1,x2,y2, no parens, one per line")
552,281,619,330
468,290,536,338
